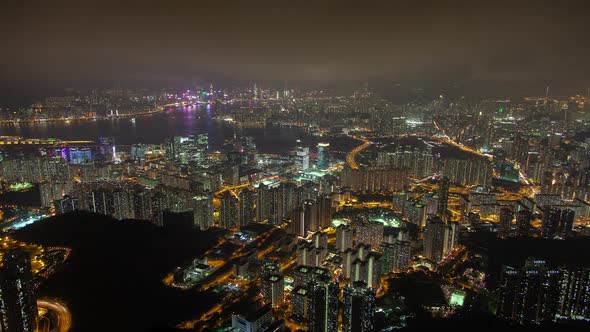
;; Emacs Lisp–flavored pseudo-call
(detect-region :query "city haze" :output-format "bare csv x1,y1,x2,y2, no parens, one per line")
1,0,589,106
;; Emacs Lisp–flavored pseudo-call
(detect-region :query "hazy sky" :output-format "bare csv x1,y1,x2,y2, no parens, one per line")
1,0,588,103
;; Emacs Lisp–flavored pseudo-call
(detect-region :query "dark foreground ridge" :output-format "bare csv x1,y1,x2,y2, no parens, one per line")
13,211,220,331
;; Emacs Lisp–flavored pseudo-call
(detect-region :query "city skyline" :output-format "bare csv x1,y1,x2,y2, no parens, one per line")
0,1,589,331
1,1,590,106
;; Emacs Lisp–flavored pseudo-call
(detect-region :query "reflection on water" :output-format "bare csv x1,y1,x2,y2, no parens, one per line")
0,107,322,154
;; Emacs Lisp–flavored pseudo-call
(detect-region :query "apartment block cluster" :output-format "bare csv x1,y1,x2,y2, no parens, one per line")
497,258,590,324
0,136,342,232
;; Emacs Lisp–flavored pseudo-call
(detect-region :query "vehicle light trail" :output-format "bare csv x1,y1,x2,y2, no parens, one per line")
37,299,72,332
346,135,371,170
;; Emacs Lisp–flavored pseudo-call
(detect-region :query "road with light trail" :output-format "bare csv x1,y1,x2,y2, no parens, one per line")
37,299,71,332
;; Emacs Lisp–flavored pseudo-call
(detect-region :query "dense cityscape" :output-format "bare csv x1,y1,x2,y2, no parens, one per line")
1,1,589,331
0,83,589,331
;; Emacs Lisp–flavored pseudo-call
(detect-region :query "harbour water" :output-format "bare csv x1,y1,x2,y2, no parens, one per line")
0,105,325,154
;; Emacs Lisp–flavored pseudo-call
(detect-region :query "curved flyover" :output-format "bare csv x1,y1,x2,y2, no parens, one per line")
37,299,72,332
346,135,371,170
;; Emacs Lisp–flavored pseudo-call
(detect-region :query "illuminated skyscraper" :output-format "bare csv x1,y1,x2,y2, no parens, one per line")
440,158,492,187
317,194,332,229
316,143,330,170
443,222,459,255
343,281,376,332
193,193,213,229
497,265,520,321
297,241,326,268
260,259,281,279
437,176,449,219
336,224,353,252
55,195,79,214
393,240,411,272
424,216,446,263
355,221,384,250
173,135,209,168
240,136,257,166
231,304,273,332
381,242,395,274
256,183,271,223
98,136,116,161
267,186,282,226
392,192,407,214
238,188,255,227
342,244,371,280
130,144,146,163
515,209,532,237
0,249,38,332
558,267,590,319
292,265,314,288
304,200,319,232
253,83,258,99
262,274,284,307
195,134,209,167
277,182,296,223
295,146,310,171
498,207,514,238
497,258,564,324
164,136,177,161
220,191,238,229
311,230,328,250
307,276,339,332
357,252,382,289
542,207,575,239
290,208,306,237
341,167,411,192
291,286,309,322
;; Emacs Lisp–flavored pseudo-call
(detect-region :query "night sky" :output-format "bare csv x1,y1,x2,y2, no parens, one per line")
1,0,588,104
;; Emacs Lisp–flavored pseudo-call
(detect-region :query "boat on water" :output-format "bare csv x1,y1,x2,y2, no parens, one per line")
130,117,136,123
